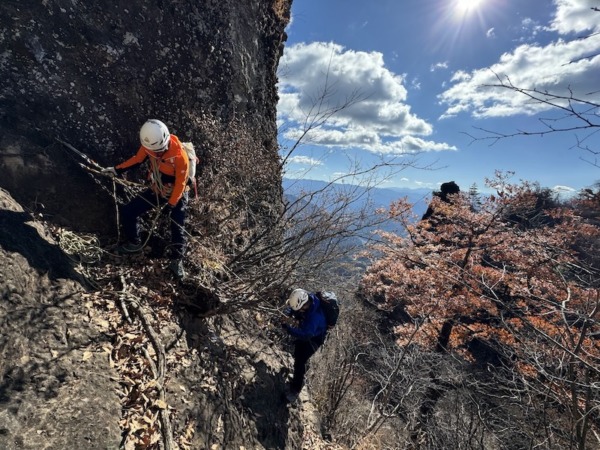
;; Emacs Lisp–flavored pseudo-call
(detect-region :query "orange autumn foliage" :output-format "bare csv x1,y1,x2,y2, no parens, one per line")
362,176,600,389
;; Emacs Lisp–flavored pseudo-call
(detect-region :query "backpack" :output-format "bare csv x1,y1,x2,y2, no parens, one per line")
317,291,340,328
182,142,199,197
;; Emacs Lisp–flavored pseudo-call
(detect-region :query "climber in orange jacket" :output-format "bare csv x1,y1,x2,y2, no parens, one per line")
103,119,189,279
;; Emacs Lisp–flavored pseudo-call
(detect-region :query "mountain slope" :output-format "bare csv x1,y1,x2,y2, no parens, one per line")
283,178,431,219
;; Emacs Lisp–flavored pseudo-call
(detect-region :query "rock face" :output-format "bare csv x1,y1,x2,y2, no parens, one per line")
0,0,290,232
0,188,121,449
0,188,307,449
0,2,295,447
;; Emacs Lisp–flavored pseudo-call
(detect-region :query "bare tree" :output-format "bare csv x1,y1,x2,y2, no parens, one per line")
464,72,600,168
170,65,429,316
462,10,600,168
359,176,600,449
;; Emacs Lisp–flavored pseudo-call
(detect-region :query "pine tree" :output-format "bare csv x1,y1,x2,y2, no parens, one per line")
468,182,481,212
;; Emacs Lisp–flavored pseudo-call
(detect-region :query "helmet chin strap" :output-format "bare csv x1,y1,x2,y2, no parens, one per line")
146,146,167,156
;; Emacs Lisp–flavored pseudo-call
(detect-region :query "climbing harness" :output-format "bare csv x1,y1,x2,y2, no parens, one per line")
55,137,192,254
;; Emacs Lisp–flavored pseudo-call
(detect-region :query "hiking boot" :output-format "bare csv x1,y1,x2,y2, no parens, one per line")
117,241,144,254
168,259,186,279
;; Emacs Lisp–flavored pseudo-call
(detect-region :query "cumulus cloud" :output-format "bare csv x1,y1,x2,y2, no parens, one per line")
439,0,600,119
278,42,456,154
549,0,599,34
282,126,456,154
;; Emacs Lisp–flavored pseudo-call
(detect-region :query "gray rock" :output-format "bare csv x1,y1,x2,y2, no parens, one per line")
0,189,121,450
0,0,290,233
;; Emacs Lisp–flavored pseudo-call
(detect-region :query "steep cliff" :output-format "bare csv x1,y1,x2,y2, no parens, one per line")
0,1,333,449
0,0,289,233
0,189,318,450
0,188,121,449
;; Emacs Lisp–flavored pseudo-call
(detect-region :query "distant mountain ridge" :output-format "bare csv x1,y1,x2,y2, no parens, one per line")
283,178,431,219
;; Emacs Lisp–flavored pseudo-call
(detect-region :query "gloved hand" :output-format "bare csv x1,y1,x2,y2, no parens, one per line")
101,167,117,177
283,307,293,317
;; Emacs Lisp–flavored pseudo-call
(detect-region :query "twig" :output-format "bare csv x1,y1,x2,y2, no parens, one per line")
143,347,159,379
119,297,133,324
118,277,133,324
119,276,175,450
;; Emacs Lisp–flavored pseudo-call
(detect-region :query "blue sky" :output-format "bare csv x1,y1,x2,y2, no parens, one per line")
277,0,600,194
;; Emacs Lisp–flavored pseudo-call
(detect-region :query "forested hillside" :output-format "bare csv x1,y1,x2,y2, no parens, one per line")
350,176,600,448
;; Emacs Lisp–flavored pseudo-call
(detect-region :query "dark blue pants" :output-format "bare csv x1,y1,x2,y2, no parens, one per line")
291,335,326,393
121,189,188,259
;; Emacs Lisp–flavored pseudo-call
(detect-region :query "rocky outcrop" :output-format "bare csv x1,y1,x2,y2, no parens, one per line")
0,188,312,449
0,2,299,447
0,0,290,232
0,188,121,449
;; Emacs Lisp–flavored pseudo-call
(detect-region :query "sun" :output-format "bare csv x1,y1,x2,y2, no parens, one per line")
435,0,493,50
455,0,485,15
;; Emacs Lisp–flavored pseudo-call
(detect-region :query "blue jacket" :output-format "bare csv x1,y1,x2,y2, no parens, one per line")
285,293,327,341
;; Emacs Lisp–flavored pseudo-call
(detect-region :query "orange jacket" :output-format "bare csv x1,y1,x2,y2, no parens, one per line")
116,135,189,206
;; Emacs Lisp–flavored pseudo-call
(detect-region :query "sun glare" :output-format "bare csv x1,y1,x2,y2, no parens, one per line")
455,0,484,16
434,0,493,52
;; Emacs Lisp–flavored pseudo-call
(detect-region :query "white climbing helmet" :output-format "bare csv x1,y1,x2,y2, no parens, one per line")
287,289,310,311
139,119,170,152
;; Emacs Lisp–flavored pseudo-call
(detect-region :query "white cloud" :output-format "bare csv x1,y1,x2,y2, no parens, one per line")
282,127,457,154
439,1,600,119
430,61,449,72
414,180,439,189
513,18,545,43
287,155,323,166
549,0,599,34
486,28,496,39
450,70,471,83
410,77,421,90
278,42,456,155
